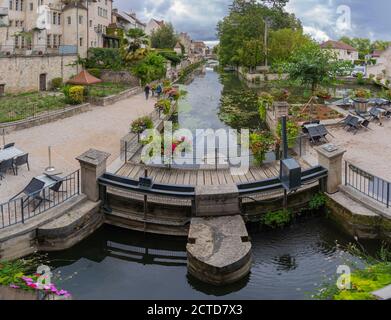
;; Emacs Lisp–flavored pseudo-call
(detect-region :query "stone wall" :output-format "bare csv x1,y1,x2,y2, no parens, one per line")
100,70,140,87
0,54,78,94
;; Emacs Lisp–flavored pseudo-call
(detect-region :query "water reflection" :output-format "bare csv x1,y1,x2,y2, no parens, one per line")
45,217,380,300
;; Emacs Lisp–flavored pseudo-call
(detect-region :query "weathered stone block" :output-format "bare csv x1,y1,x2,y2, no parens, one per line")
194,185,240,217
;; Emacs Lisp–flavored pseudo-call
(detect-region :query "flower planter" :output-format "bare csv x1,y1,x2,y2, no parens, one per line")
353,98,369,113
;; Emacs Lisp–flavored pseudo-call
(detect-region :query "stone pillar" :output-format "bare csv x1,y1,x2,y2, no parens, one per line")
194,185,240,217
76,149,111,202
315,144,346,194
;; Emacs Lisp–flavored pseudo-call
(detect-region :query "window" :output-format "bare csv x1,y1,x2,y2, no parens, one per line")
21,36,25,48
67,16,71,25
14,35,19,48
53,12,56,25
58,35,61,45
79,15,83,24
29,2,33,10
15,0,18,10
79,37,83,47
9,0,12,10
47,34,51,48
58,13,61,25
20,0,23,10
15,20,19,27
20,20,23,27
89,20,92,27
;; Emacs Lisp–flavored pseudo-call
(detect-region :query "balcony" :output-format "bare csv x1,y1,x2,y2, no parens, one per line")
0,7,8,16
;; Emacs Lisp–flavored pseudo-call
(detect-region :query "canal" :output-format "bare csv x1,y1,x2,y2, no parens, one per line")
46,68,381,299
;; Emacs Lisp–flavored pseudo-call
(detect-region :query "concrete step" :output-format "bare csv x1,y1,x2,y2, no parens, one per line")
339,185,391,219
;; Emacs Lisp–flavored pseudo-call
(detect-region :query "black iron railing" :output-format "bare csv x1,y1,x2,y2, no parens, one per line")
0,170,80,230
345,161,390,208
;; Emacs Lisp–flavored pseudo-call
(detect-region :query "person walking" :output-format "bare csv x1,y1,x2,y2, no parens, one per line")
156,84,162,98
144,84,151,100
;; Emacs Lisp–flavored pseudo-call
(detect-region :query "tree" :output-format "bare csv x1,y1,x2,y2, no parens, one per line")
132,52,167,85
268,28,311,64
285,42,341,93
217,0,301,67
238,40,264,71
150,23,178,49
120,28,150,64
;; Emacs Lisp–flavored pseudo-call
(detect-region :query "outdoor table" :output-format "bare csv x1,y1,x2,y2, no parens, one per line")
0,146,25,162
32,174,64,204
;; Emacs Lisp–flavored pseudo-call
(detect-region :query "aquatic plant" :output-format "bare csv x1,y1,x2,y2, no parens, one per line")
314,243,391,300
308,192,328,211
261,209,292,229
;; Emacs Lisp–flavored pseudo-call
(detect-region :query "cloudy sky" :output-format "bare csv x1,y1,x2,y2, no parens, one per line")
116,0,391,43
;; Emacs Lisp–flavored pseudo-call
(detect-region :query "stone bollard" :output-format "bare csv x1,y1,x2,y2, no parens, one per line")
315,144,346,194
76,149,111,202
266,101,290,136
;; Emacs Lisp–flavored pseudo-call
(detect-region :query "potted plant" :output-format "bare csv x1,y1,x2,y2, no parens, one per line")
352,89,371,113
130,116,153,134
315,88,331,103
154,98,171,116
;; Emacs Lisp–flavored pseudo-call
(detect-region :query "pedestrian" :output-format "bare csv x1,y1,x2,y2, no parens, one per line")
144,84,151,100
156,84,162,98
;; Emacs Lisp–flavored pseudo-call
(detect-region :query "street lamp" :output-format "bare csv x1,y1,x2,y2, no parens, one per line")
263,17,272,69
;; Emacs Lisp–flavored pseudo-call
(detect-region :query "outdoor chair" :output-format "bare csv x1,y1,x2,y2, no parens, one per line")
3,143,15,149
340,114,354,128
369,107,382,123
13,153,30,175
10,178,47,211
345,116,360,134
0,158,16,180
44,174,67,194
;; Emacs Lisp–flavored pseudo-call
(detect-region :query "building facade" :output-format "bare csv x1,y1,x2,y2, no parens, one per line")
145,18,163,36
320,40,359,63
111,9,145,32
0,0,115,93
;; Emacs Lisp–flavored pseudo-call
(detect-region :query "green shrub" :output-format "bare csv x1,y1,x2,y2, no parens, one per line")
250,132,275,165
51,77,63,90
155,99,171,115
261,209,292,228
258,92,274,121
309,192,328,210
87,68,102,79
277,119,299,148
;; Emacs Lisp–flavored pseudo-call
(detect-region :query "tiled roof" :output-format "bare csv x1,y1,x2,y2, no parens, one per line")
320,40,357,51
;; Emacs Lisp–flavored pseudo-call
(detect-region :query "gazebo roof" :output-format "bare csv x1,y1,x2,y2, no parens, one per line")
68,70,102,85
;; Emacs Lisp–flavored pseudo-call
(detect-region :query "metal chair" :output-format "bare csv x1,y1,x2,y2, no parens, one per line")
13,153,30,175
3,143,15,149
10,178,46,211
0,158,16,180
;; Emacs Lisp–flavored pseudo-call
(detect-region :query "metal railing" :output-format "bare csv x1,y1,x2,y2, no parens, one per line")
345,161,390,208
0,170,80,230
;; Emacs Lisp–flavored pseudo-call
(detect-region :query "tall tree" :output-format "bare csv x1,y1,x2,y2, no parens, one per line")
150,23,178,49
286,42,341,93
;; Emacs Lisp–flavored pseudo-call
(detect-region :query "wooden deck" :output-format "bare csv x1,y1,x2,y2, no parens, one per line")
116,159,310,186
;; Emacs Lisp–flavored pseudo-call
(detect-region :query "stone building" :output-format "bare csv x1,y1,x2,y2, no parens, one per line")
320,40,359,63
145,18,164,36
111,9,145,31
0,0,115,93
178,32,191,55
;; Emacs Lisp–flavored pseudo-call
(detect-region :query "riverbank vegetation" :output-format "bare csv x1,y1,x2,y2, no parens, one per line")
315,244,391,300
0,256,71,298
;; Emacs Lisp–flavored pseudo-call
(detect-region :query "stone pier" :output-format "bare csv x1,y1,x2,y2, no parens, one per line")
187,215,252,286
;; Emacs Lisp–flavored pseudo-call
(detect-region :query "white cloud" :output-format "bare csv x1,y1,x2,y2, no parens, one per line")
303,26,330,42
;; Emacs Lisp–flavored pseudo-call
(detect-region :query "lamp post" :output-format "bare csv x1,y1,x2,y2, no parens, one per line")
263,17,272,69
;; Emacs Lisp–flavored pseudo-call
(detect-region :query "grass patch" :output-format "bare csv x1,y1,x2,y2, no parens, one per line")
0,92,67,123
87,82,130,98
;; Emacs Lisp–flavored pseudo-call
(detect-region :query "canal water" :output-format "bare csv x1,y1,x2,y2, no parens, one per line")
46,69,381,299
47,218,378,300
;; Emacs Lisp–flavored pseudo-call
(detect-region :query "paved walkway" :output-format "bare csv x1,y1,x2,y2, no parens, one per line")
305,110,391,182
0,92,155,203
